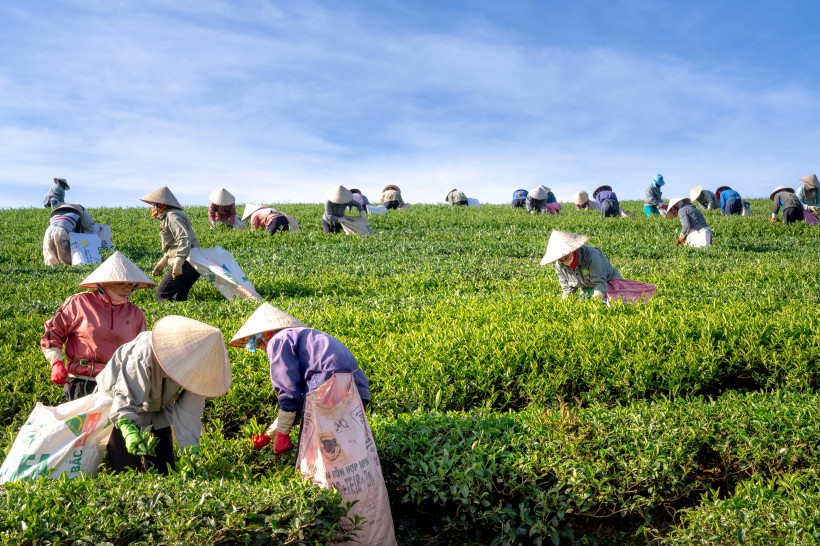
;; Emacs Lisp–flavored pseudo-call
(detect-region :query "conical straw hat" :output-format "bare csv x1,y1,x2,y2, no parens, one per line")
689,185,703,201
529,186,548,200
592,185,612,198
326,185,353,204
209,187,235,206
769,185,794,200
799,174,820,189
540,230,589,266
50,203,85,217
229,302,306,347
79,251,156,288
383,185,400,192
574,191,589,205
665,197,691,219
151,316,231,398
139,186,182,209
54,177,70,189
242,203,267,220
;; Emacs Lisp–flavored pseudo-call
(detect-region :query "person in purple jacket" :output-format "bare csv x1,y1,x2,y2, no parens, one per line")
230,302,370,459
593,185,621,219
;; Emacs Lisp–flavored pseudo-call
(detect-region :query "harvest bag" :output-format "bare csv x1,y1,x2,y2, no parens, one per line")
92,223,114,250
298,373,397,546
467,197,481,207
366,205,388,214
804,211,819,226
0,392,113,483
187,246,263,301
606,278,656,304
545,202,561,215
284,214,301,232
69,232,102,265
686,227,713,248
338,216,375,237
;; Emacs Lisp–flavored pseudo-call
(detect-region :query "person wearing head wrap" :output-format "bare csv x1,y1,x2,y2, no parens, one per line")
593,185,620,218
666,197,712,248
445,189,468,206
795,174,820,212
644,174,665,216
716,186,743,216
689,186,719,211
770,186,805,224
94,316,231,474
41,252,155,400
540,230,656,303
511,189,528,208
208,188,237,228
323,185,365,234
380,185,405,210
42,203,96,266
242,204,291,234
230,303,370,457
139,186,201,302
43,178,70,209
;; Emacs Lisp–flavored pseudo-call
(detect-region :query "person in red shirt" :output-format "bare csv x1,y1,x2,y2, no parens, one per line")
208,187,237,228
242,204,292,234
41,251,156,400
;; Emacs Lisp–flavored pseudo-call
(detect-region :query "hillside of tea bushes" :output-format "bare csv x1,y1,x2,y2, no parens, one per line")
1,200,819,544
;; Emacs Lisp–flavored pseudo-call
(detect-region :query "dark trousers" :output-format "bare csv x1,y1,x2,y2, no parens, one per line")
454,200,468,206
725,199,743,215
784,207,804,225
64,378,96,401
601,199,620,218
266,216,290,234
511,199,525,208
384,200,400,210
322,219,343,234
156,261,200,302
107,425,175,475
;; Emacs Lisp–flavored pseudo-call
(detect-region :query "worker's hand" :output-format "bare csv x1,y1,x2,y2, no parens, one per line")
675,236,685,246
117,418,147,456
273,431,294,457
592,290,606,301
721,212,726,217
251,433,271,450
171,260,184,279
210,221,216,228
50,360,68,385
152,257,168,277
770,216,777,223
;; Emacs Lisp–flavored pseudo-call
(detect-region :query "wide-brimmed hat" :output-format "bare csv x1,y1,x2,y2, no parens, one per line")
383,185,400,192
50,203,85,217
79,251,156,288
529,186,548,200
326,185,353,204
574,191,589,205
652,174,665,187
799,174,820,189
54,178,70,189
769,186,795,200
229,302,306,347
715,185,731,194
665,197,691,218
241,203,268,220
592,185,612,198
446,189,459,200
540,230,589,266
689,185,703,201
151,316,231,398
139,186,182,209
209,187,235,206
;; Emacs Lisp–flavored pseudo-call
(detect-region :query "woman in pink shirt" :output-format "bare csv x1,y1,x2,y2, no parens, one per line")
41,251,156,400
242,204,291,234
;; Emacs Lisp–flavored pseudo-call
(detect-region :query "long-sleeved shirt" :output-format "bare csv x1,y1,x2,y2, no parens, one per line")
772,191,804,215
208,203,236,226
644,184,663,207
41,290,146,377
159,208,199,269
351,193,370,208
446,190,467,205
719,190,742,213
526,196,547,213
380,189,404,206
677,203,710,237
554,245,621,295
50,209,94,233
44,184,66,208
250,207,286,230
267,327,370,413
323,200,364,226
695,190,719,210
595,190,618,209
796,185,820,207
94,331,206,448
544,191,557,204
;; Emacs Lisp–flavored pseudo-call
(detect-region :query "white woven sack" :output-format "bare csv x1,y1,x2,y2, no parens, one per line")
69,232,102,265
187,246,263,301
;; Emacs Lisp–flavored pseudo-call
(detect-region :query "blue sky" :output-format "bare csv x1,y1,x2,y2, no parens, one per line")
2,0,819,208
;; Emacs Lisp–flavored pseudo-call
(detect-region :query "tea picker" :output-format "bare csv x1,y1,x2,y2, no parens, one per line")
644,174,665,216
666,197,713,248
796,173,820,210
42,203,97,266
323,185,367,234
43,177,70,208
770,185,805,225
208,187,238,228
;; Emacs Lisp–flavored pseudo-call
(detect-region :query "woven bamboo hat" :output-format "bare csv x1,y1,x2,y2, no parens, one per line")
769,186,794,200
151,316,231,398
50,203,85,217
799,174,820,189
54,178,70,189
241,203,268,220
540,230,589,266
689,185,703,201
574,191,589,205
326,185,353,204
79,251,156,288
529,186,548,200
592,185,612,198
229,302,306,347
139,186,182,209
665,197,691,219
209,187,235,206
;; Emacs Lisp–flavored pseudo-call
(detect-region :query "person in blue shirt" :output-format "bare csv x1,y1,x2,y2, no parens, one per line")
511,189,528,208
795,174,820,210
717,186,743,216
644,174,664,216
593,185,620,218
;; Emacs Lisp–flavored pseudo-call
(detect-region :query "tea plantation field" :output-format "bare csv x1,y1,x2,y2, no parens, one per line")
1,200,819,544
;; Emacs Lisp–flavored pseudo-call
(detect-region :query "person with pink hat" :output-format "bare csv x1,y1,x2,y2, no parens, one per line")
94,315,231,474
41,251,156,400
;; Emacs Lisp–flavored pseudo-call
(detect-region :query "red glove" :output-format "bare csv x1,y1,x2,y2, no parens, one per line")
51,361,68,385
251,433,271,450
770,216,777,223
273,431,293,456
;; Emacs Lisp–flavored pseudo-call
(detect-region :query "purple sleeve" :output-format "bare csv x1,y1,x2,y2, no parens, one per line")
268,331,306,412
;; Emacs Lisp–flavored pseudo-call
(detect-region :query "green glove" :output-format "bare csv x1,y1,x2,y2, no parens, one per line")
117,418,147,455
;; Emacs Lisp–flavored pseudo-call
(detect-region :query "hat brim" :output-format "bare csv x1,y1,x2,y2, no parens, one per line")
769,187,794,200
592,185,612,198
